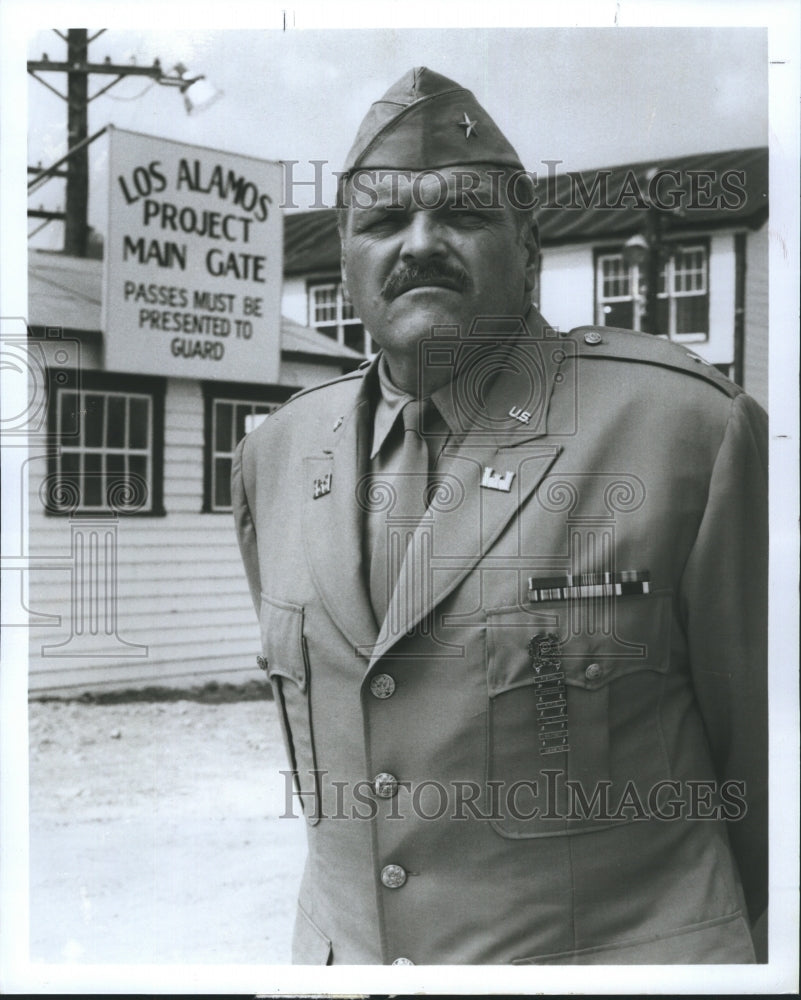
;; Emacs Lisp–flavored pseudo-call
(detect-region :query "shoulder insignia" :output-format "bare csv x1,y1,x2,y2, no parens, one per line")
567,326,741,399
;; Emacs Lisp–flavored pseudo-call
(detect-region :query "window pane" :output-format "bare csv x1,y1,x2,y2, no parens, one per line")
60,451,80,476
675,294,709,336
106,453,126,478
52,451,80,512
214,457,232,509
654,298,670,336
59,390,80,437
214,401,233,453
106,395,126,448
129,397,149,449
343,322,366,354
128,455,150,509
602,301,634,329
83,452,102,507
84,393,104,447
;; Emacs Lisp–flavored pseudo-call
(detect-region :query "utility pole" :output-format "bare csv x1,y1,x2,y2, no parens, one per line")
28,30,207,257
65,29,89,257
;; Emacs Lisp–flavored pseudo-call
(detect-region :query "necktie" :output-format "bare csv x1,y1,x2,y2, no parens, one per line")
368,398,434,625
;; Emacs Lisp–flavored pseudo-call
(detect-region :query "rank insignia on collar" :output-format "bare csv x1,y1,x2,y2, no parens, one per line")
509,405,531,424
312,473,332,499
481,467,515,492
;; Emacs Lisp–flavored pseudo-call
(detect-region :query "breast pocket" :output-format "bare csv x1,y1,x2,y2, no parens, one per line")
486,590,672,838
260,594,320,825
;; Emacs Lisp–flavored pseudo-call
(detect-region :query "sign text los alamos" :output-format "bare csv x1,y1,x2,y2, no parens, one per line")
103,128,282,382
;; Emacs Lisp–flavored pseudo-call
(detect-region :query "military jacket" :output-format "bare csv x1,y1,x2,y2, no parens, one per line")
232,324,768,965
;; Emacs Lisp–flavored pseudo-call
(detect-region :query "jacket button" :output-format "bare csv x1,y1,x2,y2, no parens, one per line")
392,956,414,965
370,673,396,699
381,864,407,889
585,662,602,680
583,330,603,345
374,772,399,798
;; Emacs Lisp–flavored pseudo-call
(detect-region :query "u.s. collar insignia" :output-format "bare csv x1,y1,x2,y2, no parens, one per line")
457,111,478,138
480,467,515,492
509,405,531,425
312,473,332,499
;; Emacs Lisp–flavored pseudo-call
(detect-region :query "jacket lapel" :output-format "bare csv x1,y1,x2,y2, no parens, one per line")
368,337,566,668
302,384,379,655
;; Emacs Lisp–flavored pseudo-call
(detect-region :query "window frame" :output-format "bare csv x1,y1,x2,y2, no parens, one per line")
201,381,295,513
593,238,710,342
45,369,166,517
306,277,373,356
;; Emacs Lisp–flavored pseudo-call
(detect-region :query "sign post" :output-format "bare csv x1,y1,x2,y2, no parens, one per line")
103,127,283,383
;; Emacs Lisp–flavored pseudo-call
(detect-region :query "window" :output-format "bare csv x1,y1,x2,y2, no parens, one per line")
595,242,709,341
46,371,165,515
597,253,634,330
656,245,709,340
308,280,373,355
202,383,294,511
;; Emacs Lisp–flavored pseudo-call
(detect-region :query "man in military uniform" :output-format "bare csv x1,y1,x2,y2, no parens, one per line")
233,68,767,965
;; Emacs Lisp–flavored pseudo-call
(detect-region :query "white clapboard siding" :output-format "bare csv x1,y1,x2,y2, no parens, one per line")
27,376,266,695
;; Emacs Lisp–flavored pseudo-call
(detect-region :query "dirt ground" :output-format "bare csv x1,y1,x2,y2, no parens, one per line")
28,686,307,965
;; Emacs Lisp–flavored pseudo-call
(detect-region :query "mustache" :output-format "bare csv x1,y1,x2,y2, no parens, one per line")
381,261,472,301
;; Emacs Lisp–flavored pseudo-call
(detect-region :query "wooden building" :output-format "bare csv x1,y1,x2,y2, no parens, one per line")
26,249,362,695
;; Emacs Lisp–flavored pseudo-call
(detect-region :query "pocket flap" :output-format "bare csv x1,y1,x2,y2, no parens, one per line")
487,591,671,697
259,594,308,692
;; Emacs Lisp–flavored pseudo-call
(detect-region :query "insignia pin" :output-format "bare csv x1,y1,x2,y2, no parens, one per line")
312,473,332,499
509,405,531,425
481,467,515,492
332,416,343,431
457,111,478,138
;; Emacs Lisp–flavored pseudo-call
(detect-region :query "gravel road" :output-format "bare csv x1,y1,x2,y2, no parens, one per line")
29,689,307,965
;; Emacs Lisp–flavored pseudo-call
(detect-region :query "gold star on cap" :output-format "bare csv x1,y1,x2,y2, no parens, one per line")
458,111,478,138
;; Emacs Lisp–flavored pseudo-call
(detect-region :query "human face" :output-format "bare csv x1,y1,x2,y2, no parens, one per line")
340,166,538,385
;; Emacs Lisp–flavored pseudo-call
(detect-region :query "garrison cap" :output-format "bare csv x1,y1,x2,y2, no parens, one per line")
343,66,524,172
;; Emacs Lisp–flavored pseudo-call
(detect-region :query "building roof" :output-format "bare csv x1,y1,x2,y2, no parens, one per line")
283,146,768,273
27,250,363,361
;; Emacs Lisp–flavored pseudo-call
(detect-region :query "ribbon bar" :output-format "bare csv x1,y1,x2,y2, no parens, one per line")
528,569,650,602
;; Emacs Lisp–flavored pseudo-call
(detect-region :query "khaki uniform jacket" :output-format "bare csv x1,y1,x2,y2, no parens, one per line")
232,324,768,965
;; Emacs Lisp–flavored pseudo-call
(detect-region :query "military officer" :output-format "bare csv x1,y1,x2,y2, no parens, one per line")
233,67,767,965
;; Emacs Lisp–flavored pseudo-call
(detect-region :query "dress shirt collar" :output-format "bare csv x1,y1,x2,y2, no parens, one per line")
369,354,460,459
367,306,547,459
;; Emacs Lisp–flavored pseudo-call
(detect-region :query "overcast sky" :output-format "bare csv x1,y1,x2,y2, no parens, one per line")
24,23,768,245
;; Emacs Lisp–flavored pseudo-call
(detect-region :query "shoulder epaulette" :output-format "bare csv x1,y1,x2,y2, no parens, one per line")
266,364,367,417
567,325,741,399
